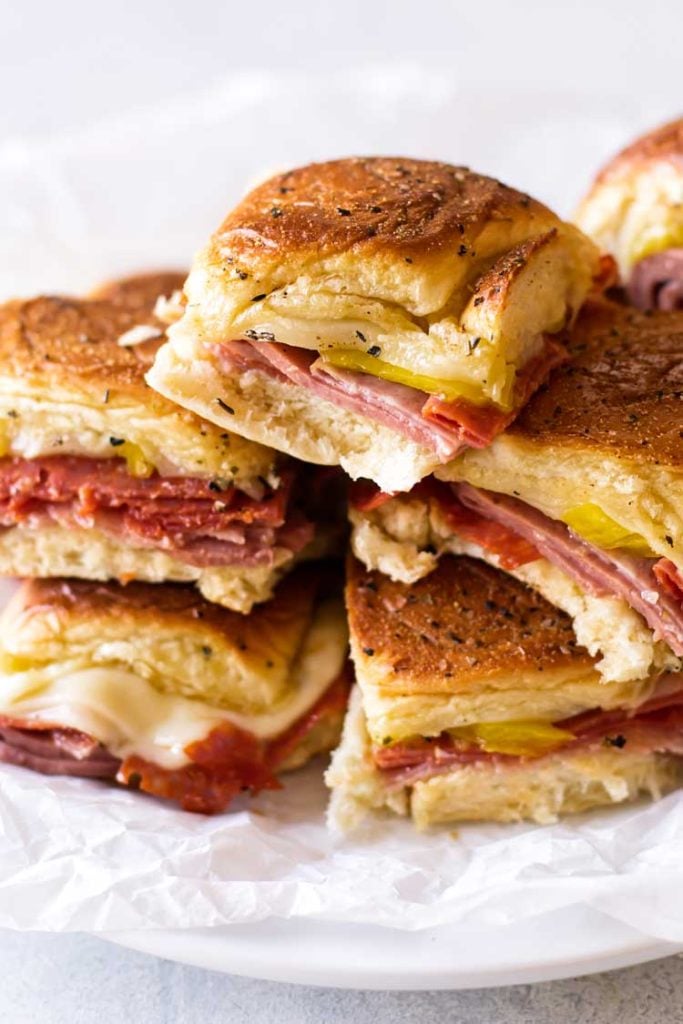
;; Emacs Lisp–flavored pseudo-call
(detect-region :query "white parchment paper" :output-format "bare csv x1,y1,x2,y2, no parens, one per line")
1,68,682,942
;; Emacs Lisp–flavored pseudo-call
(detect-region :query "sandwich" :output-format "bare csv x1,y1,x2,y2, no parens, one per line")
576,117,683,310
350,299,683,684
148,157,602,492
327,555,683,831
0,271,334,612
0,564,350,812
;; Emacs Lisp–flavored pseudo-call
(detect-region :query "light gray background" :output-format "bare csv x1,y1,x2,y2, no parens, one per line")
2,0,683,1017
3,930,683,1023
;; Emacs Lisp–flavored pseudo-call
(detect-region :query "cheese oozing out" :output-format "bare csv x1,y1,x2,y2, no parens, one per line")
0,599,347,769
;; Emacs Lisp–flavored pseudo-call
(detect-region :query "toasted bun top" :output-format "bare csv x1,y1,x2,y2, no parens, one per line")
175,156,598,338
217,158,554,263
508,299,683,466
346,554,593,690
8,566,317,651
88,270,185,311
2,564,345,713
591,118,683,185
575,118,683,275
0,271,184,387
0,271,275,482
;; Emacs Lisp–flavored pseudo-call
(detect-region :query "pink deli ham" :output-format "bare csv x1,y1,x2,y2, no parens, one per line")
0,719,119,778
375,677,683,788
628,249,683,311
0,456,314,568
216,337,567,462
453,483,683,656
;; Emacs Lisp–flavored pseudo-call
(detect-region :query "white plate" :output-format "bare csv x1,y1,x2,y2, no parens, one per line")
109,915,679,990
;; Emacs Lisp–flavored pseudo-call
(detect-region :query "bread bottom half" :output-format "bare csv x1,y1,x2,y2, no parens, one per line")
148,340,440,492
0,521,305,613
326,687,683,831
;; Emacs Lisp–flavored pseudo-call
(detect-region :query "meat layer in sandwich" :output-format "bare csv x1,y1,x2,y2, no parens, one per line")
575,117,683,310
0,565,350,813
148,158,601,491
326,555,683,830
351,300,683,676
0,272,334,611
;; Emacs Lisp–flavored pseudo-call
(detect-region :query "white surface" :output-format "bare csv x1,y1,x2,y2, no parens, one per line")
2,0,683,1000
1,931,682,1023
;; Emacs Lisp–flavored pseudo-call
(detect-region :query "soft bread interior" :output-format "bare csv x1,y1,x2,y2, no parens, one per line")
326,687,683,831
148,335,438,491
0,521,298,613
409,750,683,828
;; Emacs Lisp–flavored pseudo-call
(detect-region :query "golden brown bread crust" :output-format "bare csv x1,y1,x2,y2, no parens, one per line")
87,270,186,311
592,117,683,184
0,272,184,392
214,158,553,267
346,554,594,691
0,270,277,483
508,298,683,466
10,562,329,650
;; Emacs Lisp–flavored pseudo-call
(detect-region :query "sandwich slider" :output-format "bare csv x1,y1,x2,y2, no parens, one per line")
0,564,349,812
148,157,602,491
576,116,683,310
353,298,683,684
327,555,683,830
0,271,332,612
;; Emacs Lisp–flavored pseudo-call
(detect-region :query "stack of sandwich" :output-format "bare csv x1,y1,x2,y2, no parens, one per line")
1,117,682,832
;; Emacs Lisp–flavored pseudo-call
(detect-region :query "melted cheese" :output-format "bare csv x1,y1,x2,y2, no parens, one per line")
0,599,347,769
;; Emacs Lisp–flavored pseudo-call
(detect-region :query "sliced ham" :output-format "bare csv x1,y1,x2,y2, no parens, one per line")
0,670,351,813
628,249,683,311
217,340,466,460
216,335,567,462
375,677,683,788
0,719,119,778
0,456,314,568
453,483,683,656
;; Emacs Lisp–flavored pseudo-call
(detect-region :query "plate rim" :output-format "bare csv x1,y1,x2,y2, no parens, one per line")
105,922,682,991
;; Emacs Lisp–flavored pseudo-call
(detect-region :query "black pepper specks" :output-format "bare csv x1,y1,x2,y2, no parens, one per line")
109,437,125,447
337,207,352,216
363,647,375,657
215,398,235,415
208,477,231,493
367,345,382,357
245,328,275,342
